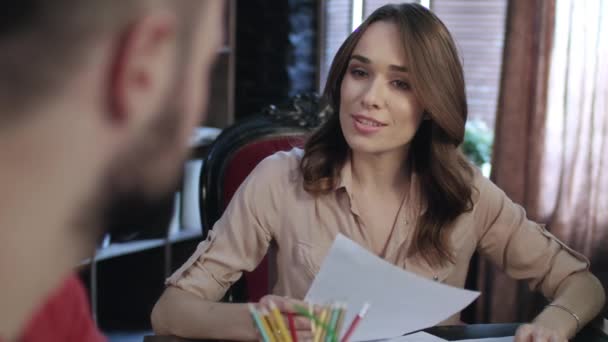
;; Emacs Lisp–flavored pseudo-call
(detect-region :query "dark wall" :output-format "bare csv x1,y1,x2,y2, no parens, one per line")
235,0,318,120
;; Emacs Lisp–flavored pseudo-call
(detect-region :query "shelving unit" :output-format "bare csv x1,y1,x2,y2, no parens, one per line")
205,0,236,129
81,228,202,267
86,229,203,324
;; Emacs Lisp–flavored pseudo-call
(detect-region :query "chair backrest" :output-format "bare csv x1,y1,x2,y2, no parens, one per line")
199,93,328,302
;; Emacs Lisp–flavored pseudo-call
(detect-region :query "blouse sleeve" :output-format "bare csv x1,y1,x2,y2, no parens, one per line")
474,176,589,299
165,154,285,300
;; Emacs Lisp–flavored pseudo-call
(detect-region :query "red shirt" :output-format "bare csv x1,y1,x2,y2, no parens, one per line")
19,274,106,342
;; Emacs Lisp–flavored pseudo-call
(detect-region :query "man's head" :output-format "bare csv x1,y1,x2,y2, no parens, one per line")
0,1,224,338
1,0,224,237
1,0,224,125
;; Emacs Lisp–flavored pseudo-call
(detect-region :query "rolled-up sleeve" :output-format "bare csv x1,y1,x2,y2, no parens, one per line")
475,177,589,299
166,156,283,301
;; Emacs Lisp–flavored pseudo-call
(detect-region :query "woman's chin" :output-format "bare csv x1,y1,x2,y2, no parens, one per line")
345,140,383,155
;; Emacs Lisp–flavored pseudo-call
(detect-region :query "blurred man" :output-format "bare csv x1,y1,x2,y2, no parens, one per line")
0,0,225,340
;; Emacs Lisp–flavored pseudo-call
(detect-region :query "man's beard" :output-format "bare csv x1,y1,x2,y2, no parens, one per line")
71,116,184,248
97,99,186,243
83,20,197,245
102,179,179,242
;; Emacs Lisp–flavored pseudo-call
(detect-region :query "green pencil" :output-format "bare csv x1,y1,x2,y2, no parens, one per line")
326,303,341,342
294,304,336,341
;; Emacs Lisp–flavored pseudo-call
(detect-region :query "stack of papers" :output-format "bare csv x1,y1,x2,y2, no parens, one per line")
305,234,480,341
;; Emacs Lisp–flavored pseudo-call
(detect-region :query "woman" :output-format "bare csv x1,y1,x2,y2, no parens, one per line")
152,4,605,341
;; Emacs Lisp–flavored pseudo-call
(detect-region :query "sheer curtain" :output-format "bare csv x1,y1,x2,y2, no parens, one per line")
477,0,608,323
544,0,608,315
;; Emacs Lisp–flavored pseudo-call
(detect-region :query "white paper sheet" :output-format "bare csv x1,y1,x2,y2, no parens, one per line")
377,332,514,342
382,332,447,341
454,338,513,342
305,234,480,341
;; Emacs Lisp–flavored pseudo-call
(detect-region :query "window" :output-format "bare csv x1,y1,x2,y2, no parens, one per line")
319,0,352,89
319,0,507,130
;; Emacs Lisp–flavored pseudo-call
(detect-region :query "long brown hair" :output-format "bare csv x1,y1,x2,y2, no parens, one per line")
300,3,474,267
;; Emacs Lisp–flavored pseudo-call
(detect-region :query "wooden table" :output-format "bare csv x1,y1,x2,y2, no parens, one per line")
144,323,608,341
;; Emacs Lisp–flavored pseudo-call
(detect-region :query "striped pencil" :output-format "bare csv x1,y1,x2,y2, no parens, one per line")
248,304,273,342
264,309,280,342
340,303,370,342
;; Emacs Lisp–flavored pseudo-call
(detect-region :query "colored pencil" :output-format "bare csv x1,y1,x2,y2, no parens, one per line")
269,301,293,342
340,303,370,342
334,304,347,342
309,303,316,335
326,303,341,342
319,306,332,342
260,308,279,342
288,312,298,342
313,307,329,342
294,304,334,334
248,304,272,342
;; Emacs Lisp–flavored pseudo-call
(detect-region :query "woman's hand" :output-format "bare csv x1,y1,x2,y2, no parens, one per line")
258,295,314,341
515,324,568,342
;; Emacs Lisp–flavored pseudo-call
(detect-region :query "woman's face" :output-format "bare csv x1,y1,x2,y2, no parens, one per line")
339,21,425,157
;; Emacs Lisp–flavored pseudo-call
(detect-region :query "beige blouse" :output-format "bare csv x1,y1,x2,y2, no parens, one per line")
167,148,589,324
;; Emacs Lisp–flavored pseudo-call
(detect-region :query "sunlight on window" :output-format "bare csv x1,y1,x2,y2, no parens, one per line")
352,0,363,31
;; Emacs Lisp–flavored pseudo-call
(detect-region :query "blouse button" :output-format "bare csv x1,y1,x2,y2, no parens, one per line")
433,275,439,281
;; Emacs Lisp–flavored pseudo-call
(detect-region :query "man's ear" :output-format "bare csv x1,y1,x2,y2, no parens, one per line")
107,10,178,129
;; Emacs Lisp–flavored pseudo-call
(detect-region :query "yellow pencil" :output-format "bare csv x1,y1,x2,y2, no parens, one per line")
309,303,316,335
260,309,282,342
315,306,330,342
269,301,292,342
256,306,277,342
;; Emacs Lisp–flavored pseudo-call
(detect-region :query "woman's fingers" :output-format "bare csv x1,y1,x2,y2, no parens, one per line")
259,295,309,314
294,315,312,330
296,329,314,342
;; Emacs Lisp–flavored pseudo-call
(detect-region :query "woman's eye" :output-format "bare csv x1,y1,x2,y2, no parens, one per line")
392,80,410,90
350,68,368,78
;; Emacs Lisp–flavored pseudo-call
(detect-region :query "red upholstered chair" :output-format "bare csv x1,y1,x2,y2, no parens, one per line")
199,93,328,302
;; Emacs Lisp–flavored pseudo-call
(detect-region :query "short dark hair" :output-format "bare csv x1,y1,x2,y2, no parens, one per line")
0,0,200,124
